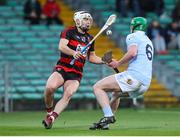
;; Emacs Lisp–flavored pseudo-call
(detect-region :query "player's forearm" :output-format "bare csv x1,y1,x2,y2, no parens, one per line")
89,55,104,64
59,45,75,56
118,52,135,66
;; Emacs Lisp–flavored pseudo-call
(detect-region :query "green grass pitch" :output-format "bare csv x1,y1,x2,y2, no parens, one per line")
0,108,180,136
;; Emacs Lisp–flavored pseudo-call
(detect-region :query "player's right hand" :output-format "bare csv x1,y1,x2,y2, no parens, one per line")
108,59,119,68
73,51,83,59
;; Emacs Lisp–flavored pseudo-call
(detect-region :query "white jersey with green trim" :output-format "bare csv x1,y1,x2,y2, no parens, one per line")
126,31,154,86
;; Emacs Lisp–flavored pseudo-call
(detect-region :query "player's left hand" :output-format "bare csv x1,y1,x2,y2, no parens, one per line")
108,59,119,68
73,51,83,59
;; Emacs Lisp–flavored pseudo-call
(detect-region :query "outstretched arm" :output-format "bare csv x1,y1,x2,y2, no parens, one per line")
118,45,137,66
88,51,104,64
109,45,137,68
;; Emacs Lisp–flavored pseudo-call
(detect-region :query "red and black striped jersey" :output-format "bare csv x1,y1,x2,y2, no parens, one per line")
56,26,95,76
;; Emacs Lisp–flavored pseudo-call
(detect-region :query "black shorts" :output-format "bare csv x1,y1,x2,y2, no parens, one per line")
56,68,82,83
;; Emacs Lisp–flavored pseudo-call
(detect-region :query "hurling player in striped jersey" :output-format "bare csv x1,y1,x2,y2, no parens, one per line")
42,11,105,129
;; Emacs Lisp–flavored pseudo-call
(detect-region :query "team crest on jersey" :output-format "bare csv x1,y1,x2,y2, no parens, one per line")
127,79,133,85
81,36,86,42
76,44,88,57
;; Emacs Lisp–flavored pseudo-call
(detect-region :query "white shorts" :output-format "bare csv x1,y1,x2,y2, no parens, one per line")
115,71,149,98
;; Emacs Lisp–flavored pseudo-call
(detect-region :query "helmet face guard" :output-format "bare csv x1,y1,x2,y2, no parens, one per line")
73,11,93,32
130,17,147,33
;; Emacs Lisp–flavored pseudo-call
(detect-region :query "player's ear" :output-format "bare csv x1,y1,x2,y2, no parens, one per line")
76,19,80,26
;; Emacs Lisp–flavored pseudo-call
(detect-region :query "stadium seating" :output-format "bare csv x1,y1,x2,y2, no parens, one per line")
0,0,179,109
153,51,180,96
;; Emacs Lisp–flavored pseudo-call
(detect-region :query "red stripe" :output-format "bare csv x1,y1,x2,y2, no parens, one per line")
56,65,83,76
69,40,79,47
60,57,84,68
69,40,86,47
60,57,71,63
75,60,85,68
61,29,68,38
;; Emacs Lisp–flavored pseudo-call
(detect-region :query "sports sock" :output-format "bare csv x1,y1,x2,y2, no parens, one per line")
102,106,113,117
49,112,59,122
46,107,53,115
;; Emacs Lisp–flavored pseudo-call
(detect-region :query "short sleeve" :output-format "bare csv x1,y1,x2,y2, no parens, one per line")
89,41,95,52
126,33,138,49
60,29,71,40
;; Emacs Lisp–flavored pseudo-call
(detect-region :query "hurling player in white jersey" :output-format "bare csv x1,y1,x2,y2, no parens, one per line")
90,17,154,130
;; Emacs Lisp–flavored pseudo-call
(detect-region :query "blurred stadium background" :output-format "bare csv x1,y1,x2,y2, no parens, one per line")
0,0,180,136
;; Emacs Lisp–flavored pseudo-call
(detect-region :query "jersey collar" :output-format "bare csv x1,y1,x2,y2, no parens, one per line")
134,30,145,35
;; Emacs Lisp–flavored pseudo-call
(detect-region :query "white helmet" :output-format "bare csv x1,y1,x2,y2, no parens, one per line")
73,11,93,31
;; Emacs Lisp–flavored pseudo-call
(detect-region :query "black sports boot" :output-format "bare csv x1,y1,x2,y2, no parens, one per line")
42,116,53,129
89,116,116,130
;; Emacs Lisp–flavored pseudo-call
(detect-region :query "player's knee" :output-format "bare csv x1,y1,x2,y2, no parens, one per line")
45,86,56,94
62,90,74,101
